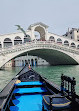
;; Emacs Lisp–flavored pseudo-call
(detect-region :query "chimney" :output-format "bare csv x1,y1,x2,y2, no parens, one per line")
68,28,70,33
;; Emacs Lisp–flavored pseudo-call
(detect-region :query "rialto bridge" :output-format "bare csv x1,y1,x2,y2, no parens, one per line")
0,22,79,68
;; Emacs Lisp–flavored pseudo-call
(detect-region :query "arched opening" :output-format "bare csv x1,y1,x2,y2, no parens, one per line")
71,43,76,48
77,36,79,41
4,38,12,47
49,36,55,42
24,35,31,43
28,49,78,65
34,31,40,41
64,40,69,46
77,45,79,49
22,60,24,66
57,38,62,44
0,42,2,48
31,59,34,66
25,60,28,65
28,59,30,64
34,26,45,41
14,36,22,45
35,58,38,66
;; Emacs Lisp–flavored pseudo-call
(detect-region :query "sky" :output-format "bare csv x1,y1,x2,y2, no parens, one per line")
0,0,79,35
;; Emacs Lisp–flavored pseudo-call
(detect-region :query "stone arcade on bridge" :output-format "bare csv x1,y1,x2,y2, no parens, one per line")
0,22,79,49
0,22,79,68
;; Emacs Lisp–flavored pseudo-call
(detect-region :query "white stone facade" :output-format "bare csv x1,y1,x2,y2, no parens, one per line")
14,55,49,67
63,28,79,42
4,55,49,67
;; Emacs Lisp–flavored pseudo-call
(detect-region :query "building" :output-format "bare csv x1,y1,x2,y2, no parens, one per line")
4,55,49,67
14,55,49,67
63,28,79,41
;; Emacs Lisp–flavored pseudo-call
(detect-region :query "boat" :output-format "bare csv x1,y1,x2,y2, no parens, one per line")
0,65,79,111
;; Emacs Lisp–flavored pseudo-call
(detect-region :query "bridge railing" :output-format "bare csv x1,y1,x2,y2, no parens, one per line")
0,41,79,55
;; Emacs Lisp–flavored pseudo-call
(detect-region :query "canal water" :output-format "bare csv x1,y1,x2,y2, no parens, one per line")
0,65,79,95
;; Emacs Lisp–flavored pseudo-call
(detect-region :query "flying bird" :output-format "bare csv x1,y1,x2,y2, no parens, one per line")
15,25,27,37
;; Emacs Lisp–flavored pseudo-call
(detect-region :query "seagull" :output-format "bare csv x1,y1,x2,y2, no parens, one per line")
15,25,27,37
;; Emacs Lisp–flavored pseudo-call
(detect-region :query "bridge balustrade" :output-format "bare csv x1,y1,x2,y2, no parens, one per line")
0,41,79,56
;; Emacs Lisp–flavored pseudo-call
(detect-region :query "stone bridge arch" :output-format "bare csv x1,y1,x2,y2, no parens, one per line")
0,42,79,68
27,49,78,65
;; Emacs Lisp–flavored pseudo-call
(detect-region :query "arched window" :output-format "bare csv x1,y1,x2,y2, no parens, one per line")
0,42,2,48
4,38,12,47
28,59,30,64
22,60,24,66
64,40,69,46
14,36,22,45
31,59,34,66
35,58,38,66
77,36,79,41
57,38,62,44
77,45,79,49
49,36,55,42
71,43,76,48
27,35,30,38
24,35,31,43
25,60,28,65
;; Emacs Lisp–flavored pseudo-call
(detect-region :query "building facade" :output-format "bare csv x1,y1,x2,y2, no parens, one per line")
14,55,49,67
4,55,49,67
63,28,79,42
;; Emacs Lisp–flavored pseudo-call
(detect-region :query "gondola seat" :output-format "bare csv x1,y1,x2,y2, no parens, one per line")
13,87,47,94
10,106,19,111
43,94,71,110
15,81,43,86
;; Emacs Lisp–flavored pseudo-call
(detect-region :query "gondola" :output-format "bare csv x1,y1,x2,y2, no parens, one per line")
0,65,79,111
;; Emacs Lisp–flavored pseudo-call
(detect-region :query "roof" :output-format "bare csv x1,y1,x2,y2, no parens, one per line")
28,22,49,30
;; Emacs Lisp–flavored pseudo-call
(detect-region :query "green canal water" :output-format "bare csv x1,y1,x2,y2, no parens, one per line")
0,65,79,95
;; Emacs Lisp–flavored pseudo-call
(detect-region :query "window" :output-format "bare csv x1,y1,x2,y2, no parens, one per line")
70,32,72,34
57,38,62,44
77,45,79,49
71,43,76,48
24,35,31,43
65,34,68,36
49,36,55,42
77,36,79,41
0,42,2,48
28,59,30,64
14,36,22,45
64,40,69,46
4,38,12,47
